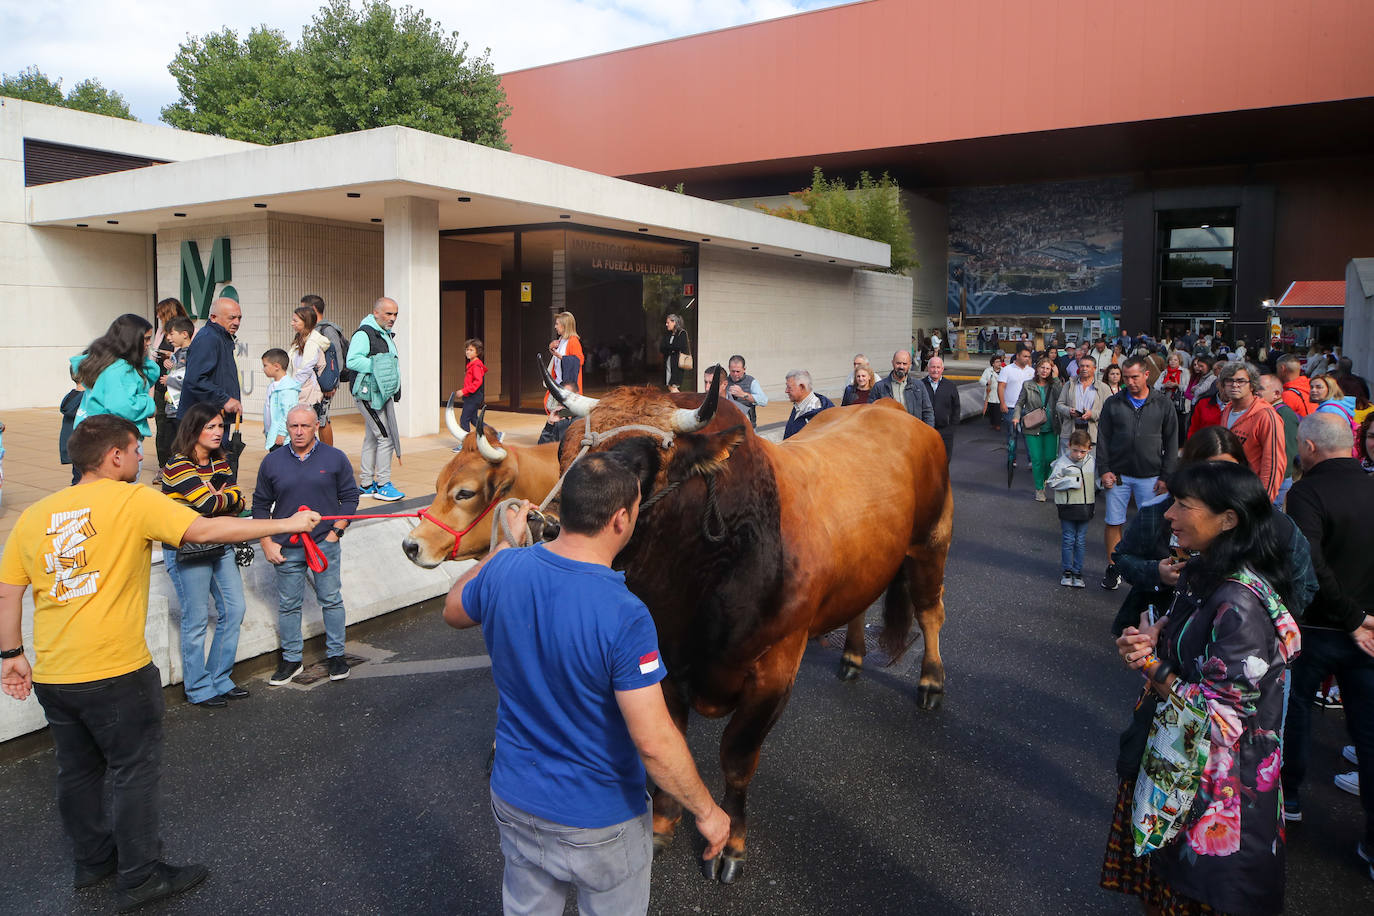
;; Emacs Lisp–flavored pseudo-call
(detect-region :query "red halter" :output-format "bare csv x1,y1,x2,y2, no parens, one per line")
289,495,505,571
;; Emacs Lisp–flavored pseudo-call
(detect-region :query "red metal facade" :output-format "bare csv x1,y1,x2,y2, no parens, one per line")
501,0,1374,179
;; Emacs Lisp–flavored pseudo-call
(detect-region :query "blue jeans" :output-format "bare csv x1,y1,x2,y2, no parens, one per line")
271,539,346,661
34,664,164,890
1281,628,1374,844
1275,476,1294,510
163,546,247,703
1060,519,1088,575
490,789,652,916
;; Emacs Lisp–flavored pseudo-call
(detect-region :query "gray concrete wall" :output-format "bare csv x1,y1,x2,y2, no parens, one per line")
1346,258,1374,378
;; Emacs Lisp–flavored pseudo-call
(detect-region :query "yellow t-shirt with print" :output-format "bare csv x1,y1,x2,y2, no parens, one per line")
0,479,199,684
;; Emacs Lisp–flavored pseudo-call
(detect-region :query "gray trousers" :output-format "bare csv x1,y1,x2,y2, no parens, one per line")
490,789,653,916
359,400,397,486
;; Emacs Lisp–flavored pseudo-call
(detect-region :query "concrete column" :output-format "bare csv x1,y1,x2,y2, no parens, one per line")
383,195,440,437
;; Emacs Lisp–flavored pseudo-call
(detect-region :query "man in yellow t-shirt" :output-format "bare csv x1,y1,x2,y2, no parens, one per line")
0,415,318,911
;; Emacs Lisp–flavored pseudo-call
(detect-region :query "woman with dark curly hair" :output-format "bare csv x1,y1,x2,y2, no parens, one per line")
71,313,159,439
1103,461,1302,915
1357,414,1374,474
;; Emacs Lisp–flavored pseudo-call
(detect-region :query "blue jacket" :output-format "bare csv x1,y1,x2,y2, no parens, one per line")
71,354,160,437
783,393,835,439
179,321,240,418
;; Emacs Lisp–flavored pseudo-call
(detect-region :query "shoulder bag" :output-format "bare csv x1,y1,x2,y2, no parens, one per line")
1130,683,1211,856
176,540,226,564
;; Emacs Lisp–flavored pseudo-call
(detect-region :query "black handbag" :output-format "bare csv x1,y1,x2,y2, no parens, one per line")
176,541,226,564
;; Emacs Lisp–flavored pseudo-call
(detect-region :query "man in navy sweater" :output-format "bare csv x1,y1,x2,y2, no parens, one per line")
252,406,360,685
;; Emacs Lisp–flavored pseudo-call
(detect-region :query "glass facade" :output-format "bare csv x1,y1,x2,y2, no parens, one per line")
439,224,698,410
1156,208,1237,327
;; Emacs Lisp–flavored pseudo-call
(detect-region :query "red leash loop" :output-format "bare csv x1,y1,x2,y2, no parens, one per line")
298,496,506,563
289,505,331,572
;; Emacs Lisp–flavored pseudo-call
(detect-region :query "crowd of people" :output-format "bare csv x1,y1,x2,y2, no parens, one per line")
976,329,1374,914
3,307,1373,914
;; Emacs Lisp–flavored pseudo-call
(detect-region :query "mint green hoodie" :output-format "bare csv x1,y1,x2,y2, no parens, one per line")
264,376,303,449
70,354,160,437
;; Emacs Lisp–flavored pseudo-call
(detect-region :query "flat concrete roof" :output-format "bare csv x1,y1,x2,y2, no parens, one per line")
24,125,890,269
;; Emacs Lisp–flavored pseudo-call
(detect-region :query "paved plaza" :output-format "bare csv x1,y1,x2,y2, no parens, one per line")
2,409,1369,913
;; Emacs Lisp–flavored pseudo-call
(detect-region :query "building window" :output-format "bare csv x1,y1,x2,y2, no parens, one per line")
1156,208,1236,323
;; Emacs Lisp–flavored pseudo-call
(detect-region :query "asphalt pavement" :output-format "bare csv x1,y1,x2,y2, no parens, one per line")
2,416,1370,914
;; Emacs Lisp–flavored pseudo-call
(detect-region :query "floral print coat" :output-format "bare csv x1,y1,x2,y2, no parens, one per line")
1151,567,1300,915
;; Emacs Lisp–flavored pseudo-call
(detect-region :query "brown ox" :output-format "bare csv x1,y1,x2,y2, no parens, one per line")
543,372,952,883
400,403,560,567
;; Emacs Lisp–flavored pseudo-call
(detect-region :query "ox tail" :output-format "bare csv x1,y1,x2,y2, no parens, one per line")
878,557,916,661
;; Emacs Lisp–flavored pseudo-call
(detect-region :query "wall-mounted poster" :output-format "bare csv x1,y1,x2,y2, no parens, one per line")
948,178,1128,317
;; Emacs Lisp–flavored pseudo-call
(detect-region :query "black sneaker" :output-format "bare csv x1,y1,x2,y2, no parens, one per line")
74,851,117,888
1101,565,1122,590
115,862,208,912
269,658,303,686
327,656,350,681
1282,797,1302,823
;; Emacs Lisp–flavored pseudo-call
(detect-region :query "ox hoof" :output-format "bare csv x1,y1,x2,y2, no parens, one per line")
718,855,745,884
701,855,720,881
653,833,675,858
836,659,861,682
916,685,945,710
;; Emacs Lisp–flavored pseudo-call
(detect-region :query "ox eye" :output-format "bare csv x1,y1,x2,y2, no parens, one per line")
454,489,476,500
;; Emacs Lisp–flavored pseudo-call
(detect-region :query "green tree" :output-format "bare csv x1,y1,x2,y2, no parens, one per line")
1,66,135,119
162,0,510,148
162,27,306,144
757,168,916,273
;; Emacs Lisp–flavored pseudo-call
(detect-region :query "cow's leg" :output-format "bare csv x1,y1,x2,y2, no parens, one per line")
704,631,806,884
837,612,865,682
909,493,953,710
652,679,691,856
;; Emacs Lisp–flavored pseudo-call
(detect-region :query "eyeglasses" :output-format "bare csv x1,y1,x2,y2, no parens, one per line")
1223,379,1251,386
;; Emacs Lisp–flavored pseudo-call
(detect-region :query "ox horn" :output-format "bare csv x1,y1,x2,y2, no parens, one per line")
475,406,507,463
445,392,467,444
669,370,721,433
538,354,599,417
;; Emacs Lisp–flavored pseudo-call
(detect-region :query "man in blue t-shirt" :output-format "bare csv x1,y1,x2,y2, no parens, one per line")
444,454,728,915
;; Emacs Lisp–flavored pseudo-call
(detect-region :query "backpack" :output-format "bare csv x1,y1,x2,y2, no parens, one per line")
317,321,351,386
351,324,400,407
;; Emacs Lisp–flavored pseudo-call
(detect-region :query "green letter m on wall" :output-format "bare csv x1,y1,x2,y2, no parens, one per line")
179,238,232,319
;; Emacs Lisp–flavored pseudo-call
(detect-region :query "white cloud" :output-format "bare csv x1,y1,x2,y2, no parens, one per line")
0,0,848,123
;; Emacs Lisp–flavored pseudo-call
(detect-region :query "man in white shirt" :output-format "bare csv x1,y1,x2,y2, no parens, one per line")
997,346,1036,467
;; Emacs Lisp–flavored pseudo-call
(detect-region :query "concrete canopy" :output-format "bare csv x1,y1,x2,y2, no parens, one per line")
25,125,890,269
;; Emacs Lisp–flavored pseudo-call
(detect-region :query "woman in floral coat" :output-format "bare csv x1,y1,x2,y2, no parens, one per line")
1103,460,1300,915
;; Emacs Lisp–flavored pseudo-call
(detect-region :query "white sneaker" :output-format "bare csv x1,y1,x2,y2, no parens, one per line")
1034,489,1046,502
1344,745,1359,766
1335,771,1360,796
1060,574,1073,587
1072,576,1086,588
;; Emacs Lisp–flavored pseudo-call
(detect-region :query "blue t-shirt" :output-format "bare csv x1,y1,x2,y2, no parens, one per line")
463,544,666,828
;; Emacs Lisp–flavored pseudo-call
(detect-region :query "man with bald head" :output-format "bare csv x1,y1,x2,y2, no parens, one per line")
252,405,360,685
347,297,404,501
872,349,934,425
179,297,243,420
1281,412,1374,863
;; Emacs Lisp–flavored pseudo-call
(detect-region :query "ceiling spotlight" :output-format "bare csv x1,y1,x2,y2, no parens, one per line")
701,238,711,242
370,218,382,223
173,212,187,218
793,253,802,257
559,214,572,219
828,259,836,263
638,227,648,232
347,192,361,198
750,246,759,250
76,223,88,228
457,196,472,202
253,203,267,208
107,220,119,225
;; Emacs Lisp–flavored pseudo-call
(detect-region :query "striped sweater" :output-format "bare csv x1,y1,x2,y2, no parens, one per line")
160,454,244,518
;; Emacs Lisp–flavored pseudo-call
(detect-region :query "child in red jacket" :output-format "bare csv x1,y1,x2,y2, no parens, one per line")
459,339,487,432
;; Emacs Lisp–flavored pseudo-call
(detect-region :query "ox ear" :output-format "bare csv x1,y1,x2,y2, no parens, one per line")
669,425,747,479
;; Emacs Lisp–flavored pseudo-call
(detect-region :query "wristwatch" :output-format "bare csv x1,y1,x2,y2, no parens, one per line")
331,526,347,539
0,646,24,659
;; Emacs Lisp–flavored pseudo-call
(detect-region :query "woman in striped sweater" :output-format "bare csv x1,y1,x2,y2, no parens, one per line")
161,401,249,709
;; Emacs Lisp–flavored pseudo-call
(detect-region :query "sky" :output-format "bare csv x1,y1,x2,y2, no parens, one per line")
0,0,852,124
